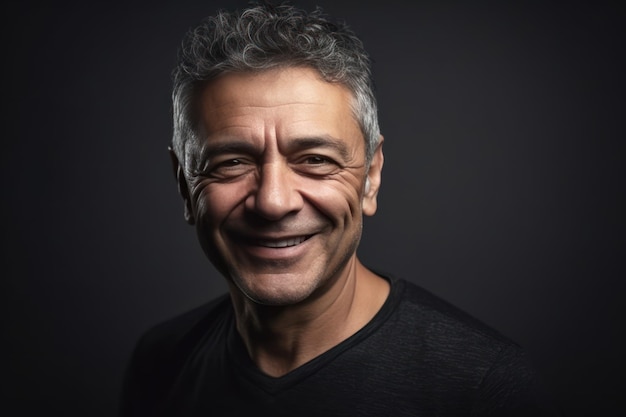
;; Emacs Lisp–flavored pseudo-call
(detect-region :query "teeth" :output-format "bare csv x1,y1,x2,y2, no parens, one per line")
258,236,307,248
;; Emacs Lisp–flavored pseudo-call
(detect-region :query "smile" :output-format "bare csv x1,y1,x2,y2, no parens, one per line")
256,236,310,248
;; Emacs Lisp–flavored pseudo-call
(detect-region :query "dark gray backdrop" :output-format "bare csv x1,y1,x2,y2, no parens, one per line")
4,1,624,416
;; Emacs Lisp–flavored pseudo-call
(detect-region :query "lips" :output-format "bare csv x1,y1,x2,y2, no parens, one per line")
255,235,310,248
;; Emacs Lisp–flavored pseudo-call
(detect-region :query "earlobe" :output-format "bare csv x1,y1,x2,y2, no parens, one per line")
168,147,195,225
363,136,384,217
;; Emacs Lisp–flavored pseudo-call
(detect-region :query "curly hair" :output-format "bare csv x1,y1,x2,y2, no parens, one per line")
171,2,380,171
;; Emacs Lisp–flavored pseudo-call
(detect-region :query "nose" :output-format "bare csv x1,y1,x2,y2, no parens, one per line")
245,161,304,220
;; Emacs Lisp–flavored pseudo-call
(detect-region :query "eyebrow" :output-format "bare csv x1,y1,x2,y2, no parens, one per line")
198,140,259,162
197,134,352,163
286,135,352,161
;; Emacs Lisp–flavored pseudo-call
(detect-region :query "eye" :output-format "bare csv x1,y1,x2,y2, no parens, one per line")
201,157,254,180
219,158,242,167
304,155,330,164
295,154,340,176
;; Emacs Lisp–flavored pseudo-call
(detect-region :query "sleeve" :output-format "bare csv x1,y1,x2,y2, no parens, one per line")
118,331,168,417
118,323,188,417
117,298,227,417
470,344,563,417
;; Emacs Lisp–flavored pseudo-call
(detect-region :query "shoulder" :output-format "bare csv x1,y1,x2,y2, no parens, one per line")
119,294,232,416
134,294,232,360
381,277,524,386
387,278,560,415
394,278,517,349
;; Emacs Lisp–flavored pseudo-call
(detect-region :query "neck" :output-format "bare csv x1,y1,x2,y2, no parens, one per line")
229,257,389,377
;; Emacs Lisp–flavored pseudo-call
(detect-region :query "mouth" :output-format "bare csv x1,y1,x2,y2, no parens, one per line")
255,235,311,248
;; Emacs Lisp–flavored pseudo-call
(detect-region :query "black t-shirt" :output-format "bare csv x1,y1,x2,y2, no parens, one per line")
120,277,560,416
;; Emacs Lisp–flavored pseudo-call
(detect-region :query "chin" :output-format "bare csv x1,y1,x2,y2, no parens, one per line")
231,272,323,306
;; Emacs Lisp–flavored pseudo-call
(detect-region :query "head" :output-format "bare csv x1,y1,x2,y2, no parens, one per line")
171,2,380,175
170,3,384,306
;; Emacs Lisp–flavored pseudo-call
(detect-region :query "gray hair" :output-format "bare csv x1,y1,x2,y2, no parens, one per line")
171,2,380,171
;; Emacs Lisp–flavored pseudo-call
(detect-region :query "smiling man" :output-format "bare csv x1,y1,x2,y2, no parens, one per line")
182,66,388,377
190,67,386,313
120,3,559,416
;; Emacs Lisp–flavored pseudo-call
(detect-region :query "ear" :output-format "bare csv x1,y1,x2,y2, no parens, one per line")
363,136,384,216
168,147,195,225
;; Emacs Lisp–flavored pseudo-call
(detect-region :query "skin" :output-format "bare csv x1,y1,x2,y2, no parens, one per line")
171,66,388,376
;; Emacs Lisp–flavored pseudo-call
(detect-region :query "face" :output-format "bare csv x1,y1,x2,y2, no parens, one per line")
176,67,383,306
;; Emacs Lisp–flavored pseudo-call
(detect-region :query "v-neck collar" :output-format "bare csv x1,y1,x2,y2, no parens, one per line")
225,275,405,395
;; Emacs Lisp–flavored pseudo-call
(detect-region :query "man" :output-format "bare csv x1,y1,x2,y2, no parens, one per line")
120,3,559,416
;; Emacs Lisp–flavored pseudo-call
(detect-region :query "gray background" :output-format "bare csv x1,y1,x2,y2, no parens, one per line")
4,1,624,415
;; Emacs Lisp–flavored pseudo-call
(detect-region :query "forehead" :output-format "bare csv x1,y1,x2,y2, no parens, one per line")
196,67,364,152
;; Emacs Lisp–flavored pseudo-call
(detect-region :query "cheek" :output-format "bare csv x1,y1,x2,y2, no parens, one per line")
301,175,364,222
194,183,248,226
